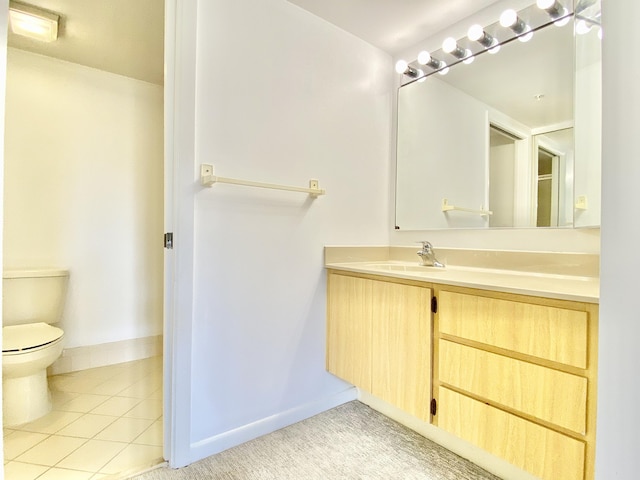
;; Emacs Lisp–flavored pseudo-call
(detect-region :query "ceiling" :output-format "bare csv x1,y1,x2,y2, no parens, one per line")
287,0,505,54
7,0,164,85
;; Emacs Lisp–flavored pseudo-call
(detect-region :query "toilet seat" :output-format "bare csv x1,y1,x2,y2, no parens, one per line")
2,323,64,354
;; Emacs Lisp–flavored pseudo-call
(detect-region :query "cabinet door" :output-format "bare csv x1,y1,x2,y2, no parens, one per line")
326,273,372,391
371,281,432,421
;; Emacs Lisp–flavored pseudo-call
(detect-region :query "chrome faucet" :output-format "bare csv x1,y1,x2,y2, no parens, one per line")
417,241,444,268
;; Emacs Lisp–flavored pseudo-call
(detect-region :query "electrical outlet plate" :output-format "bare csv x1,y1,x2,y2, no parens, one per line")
575,195,588,210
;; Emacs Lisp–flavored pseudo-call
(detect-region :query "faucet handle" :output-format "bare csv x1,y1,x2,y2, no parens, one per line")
417,241,433,252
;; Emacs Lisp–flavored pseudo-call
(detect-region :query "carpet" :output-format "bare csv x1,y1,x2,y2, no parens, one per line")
131,401,500,480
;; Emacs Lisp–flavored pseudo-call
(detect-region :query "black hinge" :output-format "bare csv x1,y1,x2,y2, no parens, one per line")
430,398,437,416
431,296,438,314
164,232,173,249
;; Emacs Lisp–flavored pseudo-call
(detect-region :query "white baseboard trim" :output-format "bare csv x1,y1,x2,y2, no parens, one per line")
358,390,539,480
49,335,163,374
189,387,357,463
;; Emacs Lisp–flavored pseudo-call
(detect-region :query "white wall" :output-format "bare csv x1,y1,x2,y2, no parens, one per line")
574,27,602,228
3,49,164,348
183,0,392,458
595,1,640,477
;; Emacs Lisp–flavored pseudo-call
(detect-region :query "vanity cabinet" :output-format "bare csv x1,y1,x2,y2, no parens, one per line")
326,271,432,421
434,287,598,480
326,269,598,480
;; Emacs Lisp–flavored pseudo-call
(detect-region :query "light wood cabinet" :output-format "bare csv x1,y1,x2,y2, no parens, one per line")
327,273,373,391
438,290,588,368
326,271,432,421
370,280,432,420
438,387,586,480
326,270,598,480
434,286,598,480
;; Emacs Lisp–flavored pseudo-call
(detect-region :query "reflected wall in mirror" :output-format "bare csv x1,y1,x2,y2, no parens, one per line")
574,0,602,228
395,1,602,230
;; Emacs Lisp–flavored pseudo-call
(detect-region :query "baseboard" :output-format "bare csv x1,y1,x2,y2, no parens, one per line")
358,390,539,480
189,387,358,463
48,335,163,374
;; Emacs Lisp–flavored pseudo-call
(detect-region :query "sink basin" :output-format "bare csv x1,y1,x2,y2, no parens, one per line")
361,263,445,273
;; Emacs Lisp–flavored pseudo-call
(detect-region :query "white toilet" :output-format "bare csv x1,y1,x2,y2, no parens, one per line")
2,268,69,426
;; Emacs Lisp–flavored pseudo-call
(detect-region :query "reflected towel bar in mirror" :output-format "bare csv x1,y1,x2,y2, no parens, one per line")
441,198,493,216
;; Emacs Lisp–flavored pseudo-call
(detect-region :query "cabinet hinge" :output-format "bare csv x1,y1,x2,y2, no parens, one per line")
430,398,437,416
431,296,438,314
164,232,174,249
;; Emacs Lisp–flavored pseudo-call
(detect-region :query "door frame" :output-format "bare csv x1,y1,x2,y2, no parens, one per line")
163,0,197,468
0,0,8,466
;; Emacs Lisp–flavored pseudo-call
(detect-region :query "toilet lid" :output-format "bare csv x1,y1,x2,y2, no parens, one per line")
2,323,64,353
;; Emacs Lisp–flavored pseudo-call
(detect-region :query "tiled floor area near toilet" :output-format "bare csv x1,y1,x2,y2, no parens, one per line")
3,356,163,479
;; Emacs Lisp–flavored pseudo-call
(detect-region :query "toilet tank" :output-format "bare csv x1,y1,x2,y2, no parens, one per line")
2,268,70,326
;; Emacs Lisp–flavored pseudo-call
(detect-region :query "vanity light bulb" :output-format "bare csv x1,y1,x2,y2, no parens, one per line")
576,20,591,35
395,59,409,74
442,37,457,54
463,52,475,64
417,51,431,65
488,42,501,54
417,69,427,82
519,29,534,42
598,27,603,40
536,0,556,9
500,9,518,28
554,16,571,27
438,62,449,75
467,24,484,42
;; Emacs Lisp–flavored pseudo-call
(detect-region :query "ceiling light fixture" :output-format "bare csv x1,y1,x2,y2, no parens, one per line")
500,9,533,42
442,37,475,64
395,60,420,78
9,1,59,43
417,51,449,75
537,0,571,26
417,51,445,71
467,24,501,54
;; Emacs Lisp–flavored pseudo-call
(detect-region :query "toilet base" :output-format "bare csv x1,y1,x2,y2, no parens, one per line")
3,369,52,426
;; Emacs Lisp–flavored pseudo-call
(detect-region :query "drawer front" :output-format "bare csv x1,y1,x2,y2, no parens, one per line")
438,387,585,480
440,340,587,433
439,290,588,368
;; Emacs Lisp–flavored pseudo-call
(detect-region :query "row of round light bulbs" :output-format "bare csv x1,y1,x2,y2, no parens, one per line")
395,0,570,77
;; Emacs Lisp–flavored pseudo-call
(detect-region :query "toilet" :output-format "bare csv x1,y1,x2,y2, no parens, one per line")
2,268,69,426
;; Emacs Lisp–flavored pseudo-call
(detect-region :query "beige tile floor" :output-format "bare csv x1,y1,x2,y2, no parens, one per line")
3,356,163,480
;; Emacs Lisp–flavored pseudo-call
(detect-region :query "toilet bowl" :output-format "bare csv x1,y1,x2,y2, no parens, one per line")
2,268,69,426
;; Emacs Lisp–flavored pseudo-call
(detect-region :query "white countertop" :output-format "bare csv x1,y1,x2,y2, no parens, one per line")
325,260,599,304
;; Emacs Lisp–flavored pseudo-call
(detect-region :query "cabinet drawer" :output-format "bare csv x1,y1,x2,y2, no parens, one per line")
439,291,588,368
438,387,585,480
440,340,587,433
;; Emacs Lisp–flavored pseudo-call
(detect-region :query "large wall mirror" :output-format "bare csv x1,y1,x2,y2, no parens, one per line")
395,0,601,230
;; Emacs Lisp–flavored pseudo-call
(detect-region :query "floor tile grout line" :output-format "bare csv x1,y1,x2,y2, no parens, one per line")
4,357,163,479
3,429,53,463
